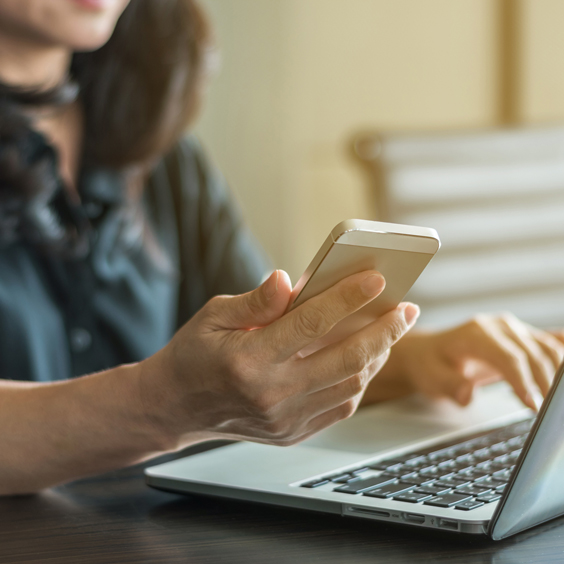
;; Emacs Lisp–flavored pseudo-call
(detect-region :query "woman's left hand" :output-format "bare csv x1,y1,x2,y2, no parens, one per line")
379,313,564,410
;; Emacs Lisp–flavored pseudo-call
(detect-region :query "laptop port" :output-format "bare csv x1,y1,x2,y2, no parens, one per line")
347,507,391,518
439,519,459,531
403,513,425,524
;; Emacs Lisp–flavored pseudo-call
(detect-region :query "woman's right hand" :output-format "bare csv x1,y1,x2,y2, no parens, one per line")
139,270,420,449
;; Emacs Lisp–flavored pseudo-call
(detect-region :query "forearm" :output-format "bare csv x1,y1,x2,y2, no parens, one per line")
0,363,175,495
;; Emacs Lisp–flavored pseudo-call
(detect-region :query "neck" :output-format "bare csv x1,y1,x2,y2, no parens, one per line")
0,32,71,90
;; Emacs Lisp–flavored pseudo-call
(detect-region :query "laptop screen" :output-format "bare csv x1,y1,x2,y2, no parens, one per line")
490,360,564,540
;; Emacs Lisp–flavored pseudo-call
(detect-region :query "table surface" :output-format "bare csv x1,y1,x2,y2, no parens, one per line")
2,443,564,564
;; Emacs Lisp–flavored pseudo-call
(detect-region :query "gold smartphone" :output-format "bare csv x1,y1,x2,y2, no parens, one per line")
288,219,440,346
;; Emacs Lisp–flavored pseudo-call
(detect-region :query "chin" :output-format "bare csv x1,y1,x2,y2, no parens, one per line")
59,0,131,51
0,0,130,52
63,25,120,52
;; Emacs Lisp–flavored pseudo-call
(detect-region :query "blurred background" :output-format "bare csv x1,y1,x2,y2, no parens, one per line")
195,0,564,328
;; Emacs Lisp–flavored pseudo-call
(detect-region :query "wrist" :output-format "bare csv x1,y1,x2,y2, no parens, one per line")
134,350,218,453
133,354,180,453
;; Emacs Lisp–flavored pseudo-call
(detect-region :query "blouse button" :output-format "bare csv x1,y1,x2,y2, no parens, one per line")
83,202,104,219
70,328,92,353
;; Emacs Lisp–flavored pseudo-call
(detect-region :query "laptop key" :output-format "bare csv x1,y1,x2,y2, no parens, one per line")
435,476,472,488
424,493,473,507
478,477,506,489
437,460,458,471
416,485,453,496
369,461,404,472
492,469,512,482
453,460,475,472
495,484,507,493
403,456,431,469
472,448,492,461
301,478,330,488
476,492,502,503
491,455,511,469
457,469,489,481
490,441,510,454
363,483,415,499
455,485,492,496
393,491,433,503
352,467,370,475
475,461,493,471
507,436,526,448
455,500,485,511
333,475,397,494
382,468,417,479
419,467,454,480
330,474,360,484
507,450,522,461
400,475,436,486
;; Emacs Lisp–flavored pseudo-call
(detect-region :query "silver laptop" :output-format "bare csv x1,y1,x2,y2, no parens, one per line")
145,361,564,540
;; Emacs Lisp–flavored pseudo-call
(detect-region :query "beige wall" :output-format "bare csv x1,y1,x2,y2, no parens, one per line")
521,0,564,122
195,0,563,281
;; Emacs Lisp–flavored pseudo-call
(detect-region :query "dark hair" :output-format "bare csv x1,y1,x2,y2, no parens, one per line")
0,0,210,257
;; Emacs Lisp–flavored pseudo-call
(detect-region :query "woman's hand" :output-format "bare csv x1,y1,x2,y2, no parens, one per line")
139,270,420,449
375,314,564,410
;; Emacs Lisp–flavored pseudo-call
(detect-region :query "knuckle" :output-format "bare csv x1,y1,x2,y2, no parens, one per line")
204,295,226,317
342,344,369,375
265,419,287,438
295,306,328,340
277,437,298,447
252,391,277,416
466,315,487,333
503,348,527,373
339,400,357,420
345,374,364,397
383,317,407,346
340,283,364,311
499,311,517,325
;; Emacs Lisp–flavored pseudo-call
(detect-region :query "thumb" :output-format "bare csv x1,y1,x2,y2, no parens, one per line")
435,367,475,407
207,270,292,330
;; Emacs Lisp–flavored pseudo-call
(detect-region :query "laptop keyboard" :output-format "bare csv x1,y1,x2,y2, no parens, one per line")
300,418,534,511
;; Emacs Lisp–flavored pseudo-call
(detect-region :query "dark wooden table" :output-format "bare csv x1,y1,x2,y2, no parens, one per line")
2,443,564,564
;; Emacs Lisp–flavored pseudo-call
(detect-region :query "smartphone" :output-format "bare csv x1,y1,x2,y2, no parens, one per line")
288,219,440,347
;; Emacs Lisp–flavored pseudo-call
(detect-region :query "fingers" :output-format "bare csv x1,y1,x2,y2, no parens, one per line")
295,302,420,394
304,352,391,418
300,398,361,441
550,329,564,346
531,328,564,369
260,270,387,361
203,270,292,330
461,318,540,410
499,316,555,396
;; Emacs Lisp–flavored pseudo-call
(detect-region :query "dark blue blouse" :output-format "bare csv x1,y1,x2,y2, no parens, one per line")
0,137,270,381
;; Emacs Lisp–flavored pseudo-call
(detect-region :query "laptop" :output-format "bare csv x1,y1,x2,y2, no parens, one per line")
145,361,564,540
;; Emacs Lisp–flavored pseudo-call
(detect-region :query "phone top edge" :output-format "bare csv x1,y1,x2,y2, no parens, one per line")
331,220,440,254
331,219,440,242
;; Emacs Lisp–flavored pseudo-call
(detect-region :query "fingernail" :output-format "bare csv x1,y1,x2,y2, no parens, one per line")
264,270,279,300
402,303,420,326
360,274,385,298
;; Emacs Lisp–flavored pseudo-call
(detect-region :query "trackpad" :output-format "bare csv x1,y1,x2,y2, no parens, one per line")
302,382,529,454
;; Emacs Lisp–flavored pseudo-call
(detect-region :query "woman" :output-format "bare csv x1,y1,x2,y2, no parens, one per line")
0,0,560,495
